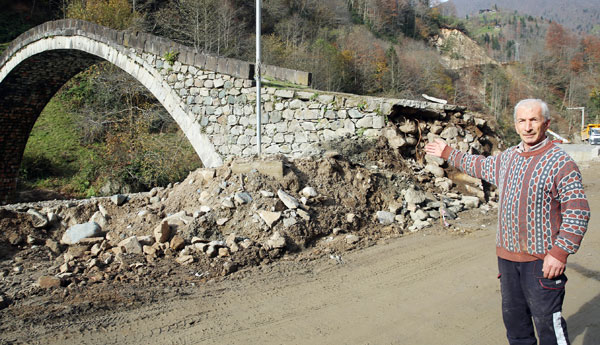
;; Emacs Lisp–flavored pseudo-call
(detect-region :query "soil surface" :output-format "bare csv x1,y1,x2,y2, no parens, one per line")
1,160,599,345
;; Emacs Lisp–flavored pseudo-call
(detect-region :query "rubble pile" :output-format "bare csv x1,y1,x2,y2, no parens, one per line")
0,110,501,310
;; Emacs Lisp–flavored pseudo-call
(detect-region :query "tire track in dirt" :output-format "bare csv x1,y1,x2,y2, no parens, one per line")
34,230,499,345
12,231,497,345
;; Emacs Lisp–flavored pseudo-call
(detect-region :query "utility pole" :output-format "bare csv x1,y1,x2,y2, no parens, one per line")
255,0,262,156
567,107,585,130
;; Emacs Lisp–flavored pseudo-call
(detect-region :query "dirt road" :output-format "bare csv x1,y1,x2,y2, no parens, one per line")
5,163,600,345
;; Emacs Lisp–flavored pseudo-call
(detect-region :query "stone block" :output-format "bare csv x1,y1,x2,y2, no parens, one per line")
205,55,218,72
356,117,372,128
274,90,294,98
372,116,385,129
348,109,363,119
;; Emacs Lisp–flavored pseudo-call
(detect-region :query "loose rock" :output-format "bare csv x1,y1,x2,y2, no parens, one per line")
61,222,102,245
265,231,286,250
154,221,171,243
170,236,186,251
345,234,360,244
45,239,62,255
38,276,61,289
90,211,108,230
277,190,300,209
461,196,480,209
404,188,427,205
111,194,127,206
376,211,395,225
176,255,194,265
258,210,281,228
234,192,253,204
301,186,318,198
27,209,48,228
216,218,230,226
118,236,143,255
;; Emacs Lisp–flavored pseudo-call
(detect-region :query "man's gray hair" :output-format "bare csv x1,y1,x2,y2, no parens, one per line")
513,99,550,122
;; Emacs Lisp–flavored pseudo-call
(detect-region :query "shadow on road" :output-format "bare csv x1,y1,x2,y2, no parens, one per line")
567,263,600,345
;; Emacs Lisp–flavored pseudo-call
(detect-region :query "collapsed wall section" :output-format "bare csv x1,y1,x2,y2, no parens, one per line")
161,53,478,159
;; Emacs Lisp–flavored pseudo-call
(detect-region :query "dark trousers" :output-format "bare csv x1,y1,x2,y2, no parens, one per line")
498,257,569,345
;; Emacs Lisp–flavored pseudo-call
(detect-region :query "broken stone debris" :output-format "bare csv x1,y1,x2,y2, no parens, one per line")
153,221,171,243
1,114,500,300
234,192,253,205
111,194,127,206
265,231,286,250
345,234,360,245
38,276,62,289
376,211,395,225
27,209,48,228
61,222,102,245
118,236,143,254
258,210,281,228
277,189,300,209
301,186,318,198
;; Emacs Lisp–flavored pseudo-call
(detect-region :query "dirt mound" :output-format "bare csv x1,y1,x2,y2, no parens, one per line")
0,112,502,338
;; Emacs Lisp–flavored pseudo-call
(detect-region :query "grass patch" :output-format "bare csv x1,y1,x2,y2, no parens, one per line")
19,99,101,197
19,96,202,199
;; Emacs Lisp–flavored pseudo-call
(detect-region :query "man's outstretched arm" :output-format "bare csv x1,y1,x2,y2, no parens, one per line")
424,138,501,186
424,139,448,158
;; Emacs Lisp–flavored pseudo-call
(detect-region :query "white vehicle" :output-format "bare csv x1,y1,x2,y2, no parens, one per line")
589,128,600,145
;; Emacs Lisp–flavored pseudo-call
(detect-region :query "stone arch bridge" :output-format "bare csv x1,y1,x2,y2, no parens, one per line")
0,19,464,204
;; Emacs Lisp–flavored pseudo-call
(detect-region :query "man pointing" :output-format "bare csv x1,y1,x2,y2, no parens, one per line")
425,99,590,345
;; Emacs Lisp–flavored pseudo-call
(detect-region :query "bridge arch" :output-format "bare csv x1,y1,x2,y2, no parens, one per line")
0,20,225,203
1,20,463,206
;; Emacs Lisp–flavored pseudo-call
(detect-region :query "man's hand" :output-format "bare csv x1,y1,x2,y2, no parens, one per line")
542,254,565,279
424,139,448,158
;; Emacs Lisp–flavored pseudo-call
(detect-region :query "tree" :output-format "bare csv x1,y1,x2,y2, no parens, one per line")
582,35,600,69
152,0,246,57
65,0,138,29
545,22,574,60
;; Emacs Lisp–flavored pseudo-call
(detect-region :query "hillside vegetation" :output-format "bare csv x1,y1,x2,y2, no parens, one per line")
2,0,599,199
450,0,600,35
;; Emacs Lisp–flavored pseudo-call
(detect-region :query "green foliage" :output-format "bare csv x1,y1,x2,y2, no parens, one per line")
491,35,501,50
163,50,179,65
19,99,102,197
101,118,201,192
20,64,202,198
65,0,139,30
588,88,600,122
60,72,95,107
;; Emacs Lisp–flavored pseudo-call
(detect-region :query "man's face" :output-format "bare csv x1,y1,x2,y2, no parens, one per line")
514,103,550,151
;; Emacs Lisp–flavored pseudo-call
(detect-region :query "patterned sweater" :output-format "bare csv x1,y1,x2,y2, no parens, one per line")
441,139,590,263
